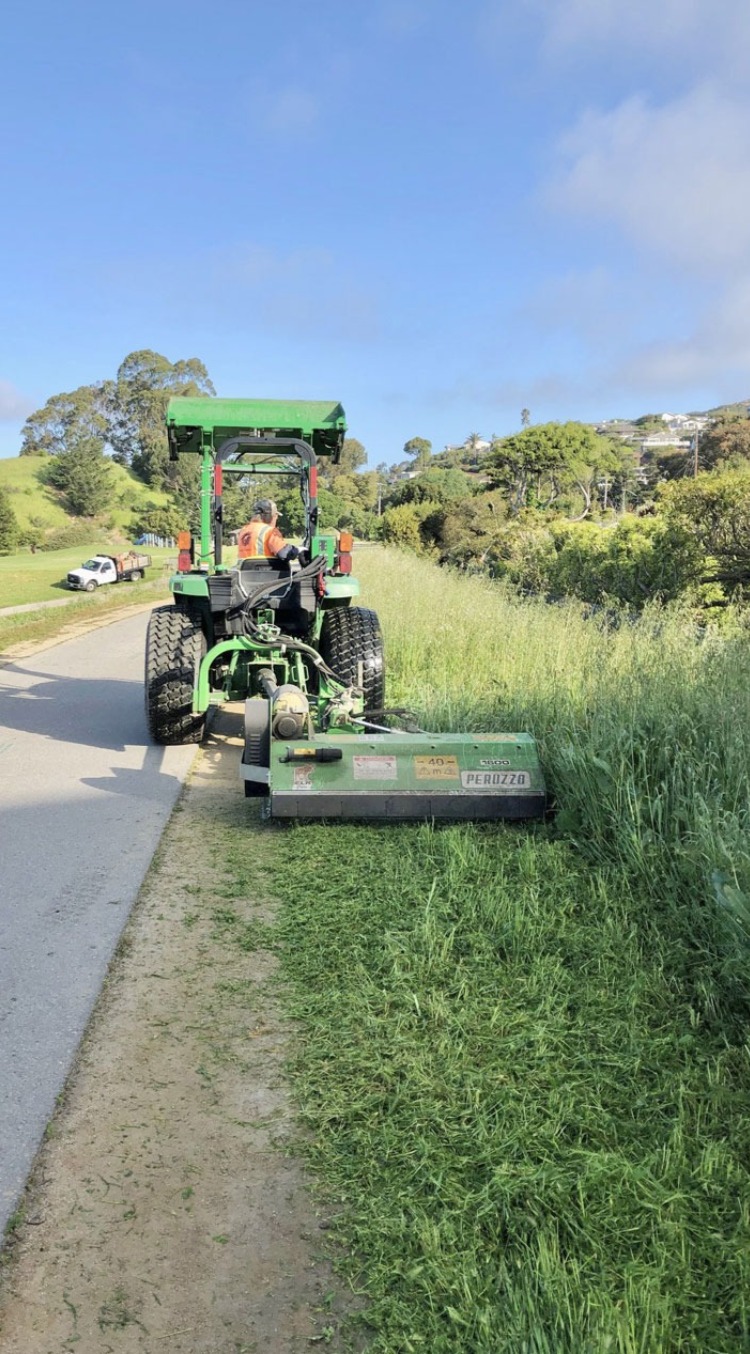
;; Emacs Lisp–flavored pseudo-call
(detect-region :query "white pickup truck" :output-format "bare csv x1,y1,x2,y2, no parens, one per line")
66,552,152,592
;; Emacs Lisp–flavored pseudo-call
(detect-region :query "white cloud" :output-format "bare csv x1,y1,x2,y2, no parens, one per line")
516,266,621,343
538,0,750,75
614,277,750,395
478,0,750,80
548,84,750,274
0,380,34,422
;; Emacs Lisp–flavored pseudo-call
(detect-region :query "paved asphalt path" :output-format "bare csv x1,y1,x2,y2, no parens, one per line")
0,612,198,1231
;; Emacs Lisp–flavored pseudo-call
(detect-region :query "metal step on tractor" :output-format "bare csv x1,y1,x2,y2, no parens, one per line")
144,396,546,821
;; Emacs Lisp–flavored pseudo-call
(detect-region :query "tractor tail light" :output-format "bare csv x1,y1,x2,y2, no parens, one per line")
177,530,193,572
336,530,353,573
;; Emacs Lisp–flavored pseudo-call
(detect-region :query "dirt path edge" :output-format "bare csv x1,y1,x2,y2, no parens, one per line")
0,710,356,1353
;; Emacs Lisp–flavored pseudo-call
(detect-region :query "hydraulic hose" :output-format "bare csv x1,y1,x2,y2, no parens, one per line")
228,555,347,686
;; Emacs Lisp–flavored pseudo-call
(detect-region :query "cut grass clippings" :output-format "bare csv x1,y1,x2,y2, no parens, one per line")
263,822,750,1353
212,549,750,1352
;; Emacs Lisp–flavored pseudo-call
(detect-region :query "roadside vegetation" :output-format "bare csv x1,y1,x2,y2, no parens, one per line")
4,351,750,620
215,548,750,1352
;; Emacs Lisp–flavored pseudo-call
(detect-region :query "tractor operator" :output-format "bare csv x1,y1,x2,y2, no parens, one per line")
237,499,301,563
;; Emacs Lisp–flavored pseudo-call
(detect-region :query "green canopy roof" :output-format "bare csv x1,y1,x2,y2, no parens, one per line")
166,397,347,459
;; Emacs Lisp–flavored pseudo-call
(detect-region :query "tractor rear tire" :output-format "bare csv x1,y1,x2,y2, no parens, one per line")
319,605,385,712
145,605,207,745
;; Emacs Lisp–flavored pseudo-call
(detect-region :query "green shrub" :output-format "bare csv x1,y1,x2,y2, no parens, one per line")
37,521,106,551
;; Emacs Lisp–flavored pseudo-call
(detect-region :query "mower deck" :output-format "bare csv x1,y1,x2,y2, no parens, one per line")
244,730,546,821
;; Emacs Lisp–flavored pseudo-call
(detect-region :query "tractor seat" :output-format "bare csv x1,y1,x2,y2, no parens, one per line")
230,558,317,636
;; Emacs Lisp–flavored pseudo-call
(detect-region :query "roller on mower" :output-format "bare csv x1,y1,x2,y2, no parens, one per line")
144,396,546,821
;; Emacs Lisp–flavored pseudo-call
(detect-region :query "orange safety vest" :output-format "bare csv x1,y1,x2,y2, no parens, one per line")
237,520,286,559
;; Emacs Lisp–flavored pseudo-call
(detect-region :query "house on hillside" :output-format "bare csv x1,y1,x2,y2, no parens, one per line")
596,420,639,441
639,434,692,454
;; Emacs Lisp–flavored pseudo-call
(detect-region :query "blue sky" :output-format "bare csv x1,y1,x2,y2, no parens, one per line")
2,0,750,464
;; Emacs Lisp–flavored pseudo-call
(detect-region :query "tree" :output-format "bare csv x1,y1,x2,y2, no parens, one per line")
696,416,750,472
660,468,750,592
521,408,531,428
109,350,215,489
486,421,624,518
130,502,186,541
0,487,19,553
20,383,112,457
404,437,432,470
320,437,367,485
465,432,483,466
386,467,471,508
380,502,432,552
44,439,113,517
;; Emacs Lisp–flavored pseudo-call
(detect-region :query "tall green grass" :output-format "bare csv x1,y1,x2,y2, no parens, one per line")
355,549,750,1029
215,547,750,1350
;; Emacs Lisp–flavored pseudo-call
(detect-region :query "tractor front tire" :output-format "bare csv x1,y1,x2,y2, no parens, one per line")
320,605,385,712
145,605,207,745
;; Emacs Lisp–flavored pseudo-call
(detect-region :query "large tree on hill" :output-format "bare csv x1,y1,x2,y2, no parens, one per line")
486,421,623,517
18,351,216,496
44,438,114,517
319,437,367,486
404,436,432,469
109,350,215,488
20,383,112,457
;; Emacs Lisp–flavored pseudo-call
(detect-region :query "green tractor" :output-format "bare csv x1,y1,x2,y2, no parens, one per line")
145,396,546,821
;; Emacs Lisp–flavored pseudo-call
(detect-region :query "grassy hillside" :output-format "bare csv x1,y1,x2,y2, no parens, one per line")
0,453,171,534
210,548,750,1351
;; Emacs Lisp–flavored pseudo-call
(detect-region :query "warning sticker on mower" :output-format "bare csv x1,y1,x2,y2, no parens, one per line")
353,755,399,780
461,770,532,791
293,766,314,791
414,755,460,781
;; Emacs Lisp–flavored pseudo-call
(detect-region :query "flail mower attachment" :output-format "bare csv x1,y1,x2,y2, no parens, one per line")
241,704,546,821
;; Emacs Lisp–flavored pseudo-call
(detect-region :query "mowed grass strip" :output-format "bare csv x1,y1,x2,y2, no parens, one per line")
232,821,750,1352
214,549,750,1351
